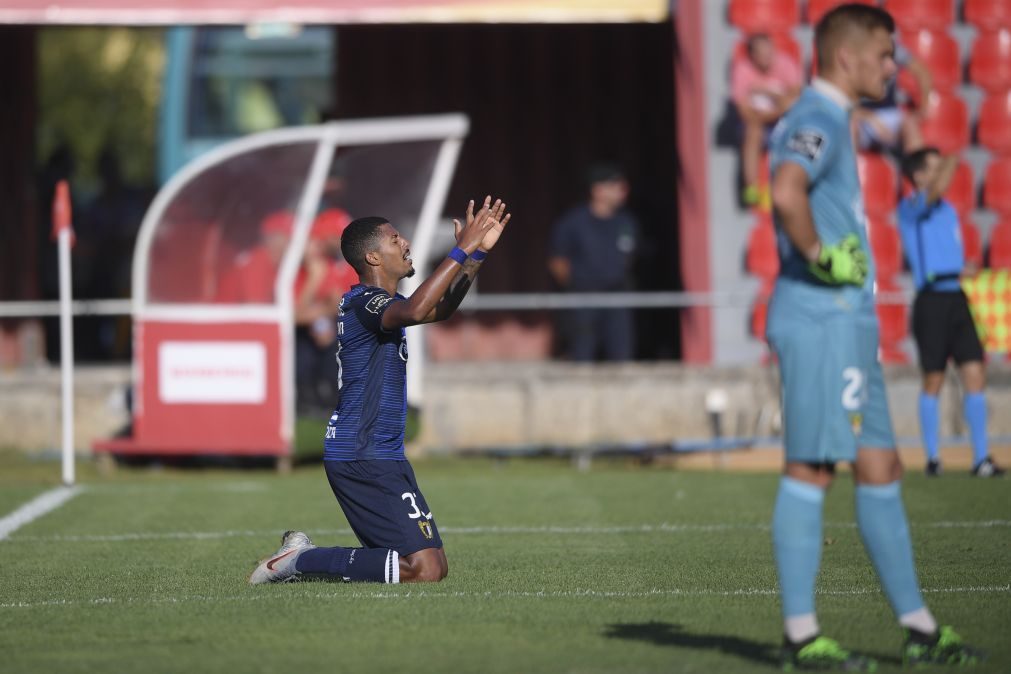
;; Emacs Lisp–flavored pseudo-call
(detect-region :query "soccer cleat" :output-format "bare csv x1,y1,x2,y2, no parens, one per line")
926,460,942,477
971,457,1005,478
249,530,315,585
903,626,985,666
780,635,877,671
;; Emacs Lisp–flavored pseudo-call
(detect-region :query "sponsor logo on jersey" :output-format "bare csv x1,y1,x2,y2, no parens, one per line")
849,412,863,435
418,521,433,540
365,294,393,314
787,129,825,161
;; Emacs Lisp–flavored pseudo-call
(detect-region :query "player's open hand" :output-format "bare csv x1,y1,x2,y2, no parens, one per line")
453,196,503,253
478,199,510,252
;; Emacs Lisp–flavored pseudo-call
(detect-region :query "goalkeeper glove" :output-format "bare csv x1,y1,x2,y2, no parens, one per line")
809,234,868,286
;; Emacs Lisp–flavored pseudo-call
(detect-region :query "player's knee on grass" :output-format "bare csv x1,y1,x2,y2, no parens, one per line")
400,548,448,583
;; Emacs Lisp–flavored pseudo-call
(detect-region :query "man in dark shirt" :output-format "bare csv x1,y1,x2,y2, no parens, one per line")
250,196,509,584
548,164,640,361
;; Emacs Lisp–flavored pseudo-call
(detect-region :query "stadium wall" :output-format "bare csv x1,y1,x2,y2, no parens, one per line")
4,363,1011,454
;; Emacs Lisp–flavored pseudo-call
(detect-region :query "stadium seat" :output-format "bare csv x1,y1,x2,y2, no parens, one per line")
856,153,898,216
984,156,1011,215
969,29,1011,93
989,220,1011,269
728,0,799,33
745,214,780,281
918,92,969,154
732,32,802,68
806,0,875,26
883,0,954,32
965,0,1011,32
875,278,910,364
868,216,902,281
898,30,961,93
961,219,984,270
978,92,1011,156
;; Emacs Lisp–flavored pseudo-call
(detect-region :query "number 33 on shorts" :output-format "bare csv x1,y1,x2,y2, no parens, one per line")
402,492,432,520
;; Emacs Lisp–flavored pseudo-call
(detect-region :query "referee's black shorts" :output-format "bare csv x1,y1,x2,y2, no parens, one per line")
911,289,984,372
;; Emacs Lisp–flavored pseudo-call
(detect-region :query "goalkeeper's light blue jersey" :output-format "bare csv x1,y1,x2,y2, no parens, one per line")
769,78,875,312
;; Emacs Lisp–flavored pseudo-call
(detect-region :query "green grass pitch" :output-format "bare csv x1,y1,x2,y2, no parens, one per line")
0,453,1007,673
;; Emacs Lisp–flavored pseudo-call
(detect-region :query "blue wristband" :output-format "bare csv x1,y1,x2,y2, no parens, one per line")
471,249,488,262
448,246,468,265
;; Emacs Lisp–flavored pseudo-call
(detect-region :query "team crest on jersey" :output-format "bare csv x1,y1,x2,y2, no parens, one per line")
849,412,863,435
365,294,393,314
418,521,433,540
787,129,825,161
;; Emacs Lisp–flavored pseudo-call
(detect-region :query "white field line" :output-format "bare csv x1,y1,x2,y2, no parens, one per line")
5,520,1010,544
0,486,83,541
1,584,1008,611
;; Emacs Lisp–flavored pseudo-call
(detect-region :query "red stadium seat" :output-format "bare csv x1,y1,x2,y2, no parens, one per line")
746,214,780,281
883,0,954,32
969,29,1011,93
984,156,1011,215
979,91,1011,155
868,216,902,281
876,279,910,364
965,0,1011,32
806,0,875,26
732,32,802,68
898,30,961,93
918,92,969,154
728,0,800,33
989,220,1011,269
857,153,898,216
961,219,984,270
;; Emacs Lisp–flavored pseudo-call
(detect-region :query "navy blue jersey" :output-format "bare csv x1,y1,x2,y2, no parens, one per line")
324,284,408,461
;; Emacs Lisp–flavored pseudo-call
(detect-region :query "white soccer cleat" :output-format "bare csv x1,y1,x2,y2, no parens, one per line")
249,530,316,585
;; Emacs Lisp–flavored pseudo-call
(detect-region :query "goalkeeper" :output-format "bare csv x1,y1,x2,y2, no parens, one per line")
764,4,981,670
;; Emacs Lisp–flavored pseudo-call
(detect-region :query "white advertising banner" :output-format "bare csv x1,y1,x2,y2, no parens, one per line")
159,341,267,404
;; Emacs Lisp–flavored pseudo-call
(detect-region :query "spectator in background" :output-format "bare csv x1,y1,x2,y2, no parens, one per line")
852,45,929,155
294,208,358,412
897,147,1004,478
548,163,640,361
731,33,803,208
216,210,293,303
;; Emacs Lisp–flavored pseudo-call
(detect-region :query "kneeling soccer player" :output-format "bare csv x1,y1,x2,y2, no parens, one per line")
251,197,509,584
766,4,983,670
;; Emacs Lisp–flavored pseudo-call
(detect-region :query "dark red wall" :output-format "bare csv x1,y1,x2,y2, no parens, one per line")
334,22,680,357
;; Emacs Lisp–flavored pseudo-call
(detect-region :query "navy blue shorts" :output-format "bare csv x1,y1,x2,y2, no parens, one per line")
324,459,442,556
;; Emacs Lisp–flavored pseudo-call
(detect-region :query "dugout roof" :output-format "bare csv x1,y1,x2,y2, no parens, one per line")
0,0,668,25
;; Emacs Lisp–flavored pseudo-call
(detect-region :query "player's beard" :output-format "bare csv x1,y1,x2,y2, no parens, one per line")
405,265,416,278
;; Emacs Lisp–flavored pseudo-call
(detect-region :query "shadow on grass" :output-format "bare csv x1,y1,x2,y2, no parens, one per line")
603,622,779,667
603,622,903,669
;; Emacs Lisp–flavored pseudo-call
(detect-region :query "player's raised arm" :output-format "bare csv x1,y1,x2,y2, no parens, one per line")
380,197,506,330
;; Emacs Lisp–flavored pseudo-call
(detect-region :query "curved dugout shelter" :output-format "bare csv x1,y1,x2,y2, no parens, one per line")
94,114,468,466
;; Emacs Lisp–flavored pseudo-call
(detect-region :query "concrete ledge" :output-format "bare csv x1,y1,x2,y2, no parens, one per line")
2,361,1009,454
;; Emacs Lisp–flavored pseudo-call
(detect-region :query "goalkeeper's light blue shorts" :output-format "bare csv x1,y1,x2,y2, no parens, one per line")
767,278,896,464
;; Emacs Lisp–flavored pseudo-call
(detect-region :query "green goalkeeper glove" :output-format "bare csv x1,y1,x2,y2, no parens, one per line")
809,234,868,286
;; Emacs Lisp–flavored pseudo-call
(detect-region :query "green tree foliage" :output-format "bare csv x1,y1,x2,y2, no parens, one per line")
38,27,165,193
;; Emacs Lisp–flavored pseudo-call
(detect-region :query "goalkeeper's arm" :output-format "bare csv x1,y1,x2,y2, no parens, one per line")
771,161,867,286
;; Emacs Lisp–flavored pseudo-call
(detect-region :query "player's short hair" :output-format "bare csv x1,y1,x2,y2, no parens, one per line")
815,4,895,74
901,146,940,183
340,216,389,274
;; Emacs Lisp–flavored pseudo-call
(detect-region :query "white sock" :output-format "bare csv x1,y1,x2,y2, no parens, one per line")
785,614,820,644
899,607,937,635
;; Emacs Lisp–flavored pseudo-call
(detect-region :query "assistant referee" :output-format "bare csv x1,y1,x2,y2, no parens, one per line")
898,147,1004,478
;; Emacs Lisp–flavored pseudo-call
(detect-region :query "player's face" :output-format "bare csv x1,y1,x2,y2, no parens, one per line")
750,38,774,72
916,152,942,190
376,223,415,279
852,28,897,101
